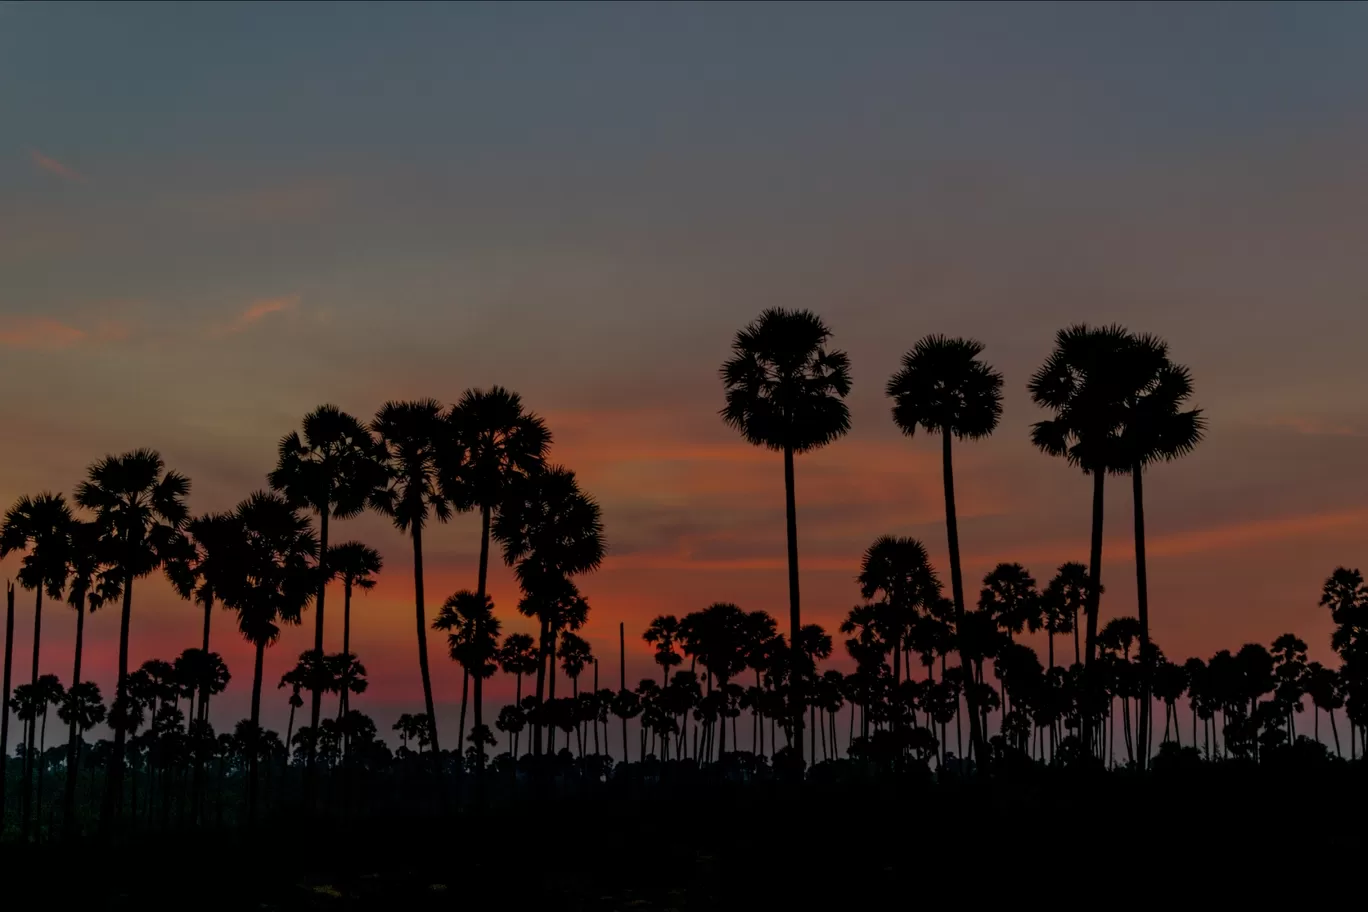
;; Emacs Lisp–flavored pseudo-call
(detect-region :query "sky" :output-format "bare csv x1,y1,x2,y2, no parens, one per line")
2,1,1368,745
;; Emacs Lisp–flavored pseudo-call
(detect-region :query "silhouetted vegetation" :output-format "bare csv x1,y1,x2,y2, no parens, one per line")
1,322,1366,871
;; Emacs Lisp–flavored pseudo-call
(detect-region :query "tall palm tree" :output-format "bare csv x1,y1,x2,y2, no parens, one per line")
887,335,1003,762
271,405,384,752
61,518,120,837
433,590,501,755
857,536,941,692
371,399,457,762
219,491,316,821
75,449,191,826
1116,345,1204,765
679,602,749,756
447,387,550,736
555,631,593,755
721,308,852,764
495,465,605,753
184,511,241,721
643,615,683,687
1041,562,1094,667
327,541,382,717
1,491,73,837
1029,327,1155,672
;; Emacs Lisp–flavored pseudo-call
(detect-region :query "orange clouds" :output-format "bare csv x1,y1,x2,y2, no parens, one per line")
0,316,87,350
29,148,85,182
215,294,300,335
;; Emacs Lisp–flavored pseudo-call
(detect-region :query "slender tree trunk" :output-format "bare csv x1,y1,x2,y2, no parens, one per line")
941,429,987,764
248,639,265,826
22,586,43,840
473,504,491,771
546,628,558,754
410,523,442,772
782,444,804,769
0,583,13,823
342,582,352,717
64,585,89,839
534,617,548,756
1329,710,1341,757
1132,464,1153,768
458,669,470,761
619,624,628,766
1048,631,1054,671
101,565,135,833
1083,469,1106,754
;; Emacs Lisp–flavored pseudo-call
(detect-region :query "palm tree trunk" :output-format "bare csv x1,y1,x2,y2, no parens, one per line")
620,623,629,765
534,617,548,756
1084,469,1105,751
248,639,265,826
940,429,987,764
1329,710,1341,757
458,670,469,760
101,565,135,833
64,584,89,839
22,586,43,839
781,443,804,768
410,523,442,770
310,505,330,766
473,505,492,773
1132,464,1153,768
546,628,558,754
342,582,352,717
0,584,12,824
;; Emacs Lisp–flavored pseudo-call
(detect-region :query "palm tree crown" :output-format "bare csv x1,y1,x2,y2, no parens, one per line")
720,308,852,453
887,335,1003,440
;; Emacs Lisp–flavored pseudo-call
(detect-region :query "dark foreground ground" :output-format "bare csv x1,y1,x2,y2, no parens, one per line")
8,765,1365,910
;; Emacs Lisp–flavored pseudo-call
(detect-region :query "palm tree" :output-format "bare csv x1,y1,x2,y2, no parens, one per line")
857,536,941,695
447,387,550,739
721,308,852,764
555,631,594,755
433,590,501,755
498,633,539,758
1116,338,1204,766
643,615,683,687
75,449,191,826
1305,661,1343,755
371,399,457,763
679,602,749,757
327,541,382,717
1,582,14,821
219,491,317,821
270,405,384,753
1029,327,1155,671
1041,562,1093,667
887,335,1002,763
56,680,105,823
62,518,120,836
1,491,73,837
495,465,605,753
31,672,64,831
185,511,241,721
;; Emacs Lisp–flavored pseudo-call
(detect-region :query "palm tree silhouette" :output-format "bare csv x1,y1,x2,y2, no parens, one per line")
496,465,604,754
643,615,683,687
679,602,749,757
56,679,104,824
857,536,942,697
887,335,1003,763
1041,562,1094,668
184,511,239,722
555,631,593,755
75,449,190,827
61,519,120,836
721,308,852,765
433,590,501,756
220,491,316,821
0,582,14,822
271,405,384,763
447,387,550,754
497,632,539,757
1116,337,1204,765
1305,661,1343,755
371,399,456,763
327,541,382,717
1,491,73,838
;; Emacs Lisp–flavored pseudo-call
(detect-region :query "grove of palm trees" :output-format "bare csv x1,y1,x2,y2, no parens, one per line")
3,318,1366,902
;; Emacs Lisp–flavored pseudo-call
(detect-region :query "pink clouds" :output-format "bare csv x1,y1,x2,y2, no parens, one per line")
215,294,300,335
0,315,87,350
29,148,85,182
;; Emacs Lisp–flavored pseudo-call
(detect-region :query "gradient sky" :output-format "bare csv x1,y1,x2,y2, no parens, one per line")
3,2,1368,741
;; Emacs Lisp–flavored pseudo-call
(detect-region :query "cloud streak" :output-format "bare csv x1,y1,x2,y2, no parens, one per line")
0,316,87,350
29,148,85,182
215,294,300,335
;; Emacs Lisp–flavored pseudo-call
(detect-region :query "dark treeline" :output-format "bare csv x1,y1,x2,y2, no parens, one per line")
1,315,1366,845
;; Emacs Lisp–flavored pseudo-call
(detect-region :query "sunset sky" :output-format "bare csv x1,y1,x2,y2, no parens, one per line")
3,2,1367,741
